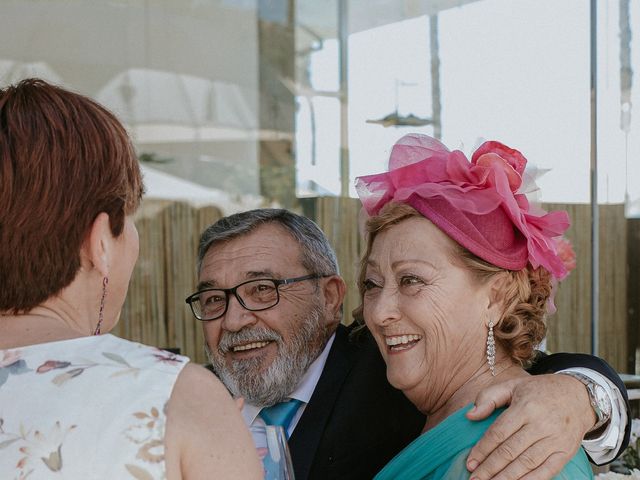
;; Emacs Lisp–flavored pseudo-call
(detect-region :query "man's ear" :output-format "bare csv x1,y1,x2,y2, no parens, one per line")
80,212,113,277
321,275,347,325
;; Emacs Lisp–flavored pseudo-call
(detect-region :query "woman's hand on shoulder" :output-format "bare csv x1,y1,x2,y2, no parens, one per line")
164,363,262,480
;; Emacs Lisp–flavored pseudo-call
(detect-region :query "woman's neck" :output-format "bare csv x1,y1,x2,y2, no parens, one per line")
422,358,528,432
0,302,97,349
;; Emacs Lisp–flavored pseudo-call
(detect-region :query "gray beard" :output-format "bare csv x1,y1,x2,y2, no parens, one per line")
206,301,328,407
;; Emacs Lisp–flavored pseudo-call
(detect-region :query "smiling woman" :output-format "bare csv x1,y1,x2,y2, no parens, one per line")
354,133,594,480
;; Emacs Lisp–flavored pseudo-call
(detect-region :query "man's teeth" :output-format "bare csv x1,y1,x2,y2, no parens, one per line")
232,341,270,352
385,334,422,346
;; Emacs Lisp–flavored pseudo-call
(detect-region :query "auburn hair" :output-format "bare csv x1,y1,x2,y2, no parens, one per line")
0,78,143,312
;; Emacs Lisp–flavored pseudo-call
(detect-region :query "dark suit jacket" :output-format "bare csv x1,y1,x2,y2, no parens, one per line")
288,324,631,480
288,324,424,480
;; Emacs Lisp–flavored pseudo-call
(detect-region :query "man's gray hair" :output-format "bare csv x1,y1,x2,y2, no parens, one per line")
197,208,339,277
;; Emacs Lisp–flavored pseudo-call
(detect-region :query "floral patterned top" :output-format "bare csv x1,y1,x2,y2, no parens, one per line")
0,334,189,479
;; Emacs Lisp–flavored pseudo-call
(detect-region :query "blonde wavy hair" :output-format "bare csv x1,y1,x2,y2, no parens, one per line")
355,202,552,367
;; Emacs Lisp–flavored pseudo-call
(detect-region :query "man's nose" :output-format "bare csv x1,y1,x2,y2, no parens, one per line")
220,292,258,332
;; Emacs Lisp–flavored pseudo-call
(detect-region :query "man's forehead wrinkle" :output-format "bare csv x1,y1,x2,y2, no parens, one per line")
200,239,303,286
214,243,274,258
203,244,275,268
208,224,302,260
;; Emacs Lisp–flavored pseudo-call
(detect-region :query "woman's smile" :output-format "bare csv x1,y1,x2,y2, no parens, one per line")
385,334,423,353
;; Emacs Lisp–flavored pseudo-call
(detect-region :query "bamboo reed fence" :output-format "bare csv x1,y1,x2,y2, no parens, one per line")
545,204,628,371
117,198,632,372
115,200,223,364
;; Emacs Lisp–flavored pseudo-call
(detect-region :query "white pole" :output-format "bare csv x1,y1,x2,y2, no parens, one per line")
338,0,349,197
590,0,599,356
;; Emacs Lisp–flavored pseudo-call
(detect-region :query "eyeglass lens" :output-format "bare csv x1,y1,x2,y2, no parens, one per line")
195,279,279,319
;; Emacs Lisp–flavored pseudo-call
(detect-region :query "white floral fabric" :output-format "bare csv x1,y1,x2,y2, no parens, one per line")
0,334,188,479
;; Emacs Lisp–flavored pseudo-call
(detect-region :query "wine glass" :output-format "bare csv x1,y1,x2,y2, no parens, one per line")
262,425,295,480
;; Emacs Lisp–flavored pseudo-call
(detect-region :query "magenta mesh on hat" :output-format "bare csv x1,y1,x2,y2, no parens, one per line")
356,134,570,279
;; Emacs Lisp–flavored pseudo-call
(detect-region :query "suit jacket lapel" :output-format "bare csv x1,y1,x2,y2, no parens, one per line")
288,324,357,480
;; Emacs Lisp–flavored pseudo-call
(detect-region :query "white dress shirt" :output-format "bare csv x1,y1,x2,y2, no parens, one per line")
559,367,627,464
241,334,624,462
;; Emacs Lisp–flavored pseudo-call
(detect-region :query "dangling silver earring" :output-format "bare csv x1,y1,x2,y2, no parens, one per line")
486,320,496,376
94,277,108,335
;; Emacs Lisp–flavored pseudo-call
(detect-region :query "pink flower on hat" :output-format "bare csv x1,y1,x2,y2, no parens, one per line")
546,237,577,314
473,141,527,174
554,236,577,273
356,134,571,279
471,140,526,192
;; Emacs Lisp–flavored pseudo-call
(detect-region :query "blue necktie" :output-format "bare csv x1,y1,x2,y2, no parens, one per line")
259,398,302,435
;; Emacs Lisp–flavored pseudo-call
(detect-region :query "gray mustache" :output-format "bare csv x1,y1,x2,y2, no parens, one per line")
218,326,282,354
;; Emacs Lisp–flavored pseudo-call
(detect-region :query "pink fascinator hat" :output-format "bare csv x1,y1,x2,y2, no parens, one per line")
355,134,571,280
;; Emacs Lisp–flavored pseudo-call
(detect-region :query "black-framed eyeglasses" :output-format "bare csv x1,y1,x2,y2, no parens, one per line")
185,274,329,321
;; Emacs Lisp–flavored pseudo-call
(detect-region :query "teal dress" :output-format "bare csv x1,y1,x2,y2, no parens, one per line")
374,404,593,480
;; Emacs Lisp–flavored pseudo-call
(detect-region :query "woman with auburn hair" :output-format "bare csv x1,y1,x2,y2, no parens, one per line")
0,79,262,479
355,134,594,479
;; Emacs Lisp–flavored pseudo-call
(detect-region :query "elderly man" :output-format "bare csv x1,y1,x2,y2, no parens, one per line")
186,208,629,480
